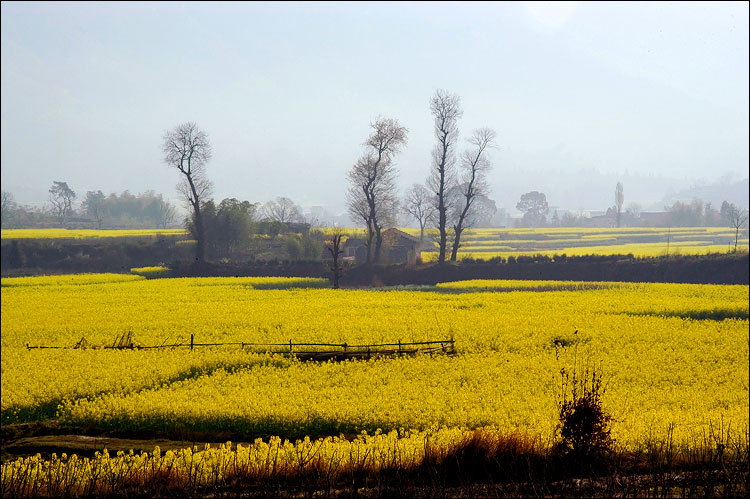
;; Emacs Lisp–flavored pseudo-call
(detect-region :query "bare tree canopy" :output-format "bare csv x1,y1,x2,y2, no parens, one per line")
155,201,177,229
346,117,408,264
402,183,435,248
48,181,76,224
162,122,213,263
626,202,641,219
450,128,497,261
1,191,17,226
264,197,303,224
615,182,624,228
427,89,463,264
721,201,749,252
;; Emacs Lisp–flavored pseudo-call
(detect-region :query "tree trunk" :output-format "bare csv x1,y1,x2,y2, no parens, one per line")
327,235,342,289
735,226,740,252
365,222,374,264
187,175,205,263
450,226,463,261
373,224,383,264
436,132,449,264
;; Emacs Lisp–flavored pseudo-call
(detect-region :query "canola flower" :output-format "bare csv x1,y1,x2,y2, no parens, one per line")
56,343,748,449
1,275,747,448
0,273,145,287
0,428,500,497
2,425,746,497
0,275,747,496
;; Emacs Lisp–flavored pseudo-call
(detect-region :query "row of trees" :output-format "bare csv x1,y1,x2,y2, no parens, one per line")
345,90,499,264
1,186,178,229
184,197,321,261
160,113,748,265
161,123,326,263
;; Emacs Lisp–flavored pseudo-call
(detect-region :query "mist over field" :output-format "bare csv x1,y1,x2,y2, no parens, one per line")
1,2,748,223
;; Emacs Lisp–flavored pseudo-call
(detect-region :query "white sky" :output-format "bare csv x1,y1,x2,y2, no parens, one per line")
1,1,748,214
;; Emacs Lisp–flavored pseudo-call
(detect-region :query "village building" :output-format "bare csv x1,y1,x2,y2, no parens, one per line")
341,228,421,265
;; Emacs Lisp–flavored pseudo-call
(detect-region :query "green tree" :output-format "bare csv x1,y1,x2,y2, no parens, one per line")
516,191,549,227
48,181,76,224
82,190,107,229
193,198,258,260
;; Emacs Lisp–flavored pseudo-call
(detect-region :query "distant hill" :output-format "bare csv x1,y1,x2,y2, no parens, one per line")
648,178,749,211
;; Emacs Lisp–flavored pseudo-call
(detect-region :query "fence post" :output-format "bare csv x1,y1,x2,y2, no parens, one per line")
290,339,293,354
190,334,194,351
343,343,347,352
398,340,401,353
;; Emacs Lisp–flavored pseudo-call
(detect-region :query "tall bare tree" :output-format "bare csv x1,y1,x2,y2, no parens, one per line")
49,181,76,224
725,204,749,252
346,118,408,264
264,196,302,224
427,89,463,264
450,128,496,261
156,200,177,229
1,191,17,226
403,184,435,248
162,122,212,263
326,228,345,289
615,182,624,228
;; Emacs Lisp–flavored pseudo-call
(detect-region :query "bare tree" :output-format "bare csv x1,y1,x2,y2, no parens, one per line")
162,122,212,263
156,200,177,229
264,197,302,224
625,202,641,220
346,117,408,264
450,128,496,261
326,228,345,289
726,205,749,252
1,191,17,226
49,181,76,224
427,89,463,264
403,184,435,248
615,182,624,228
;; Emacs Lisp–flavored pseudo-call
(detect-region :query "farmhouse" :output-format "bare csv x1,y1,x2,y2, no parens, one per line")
342,229,420,265
381,228,420,265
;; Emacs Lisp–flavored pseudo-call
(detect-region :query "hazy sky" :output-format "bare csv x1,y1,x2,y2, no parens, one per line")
2,1,748,215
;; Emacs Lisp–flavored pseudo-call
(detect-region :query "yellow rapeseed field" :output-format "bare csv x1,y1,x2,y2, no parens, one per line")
1,275,747,448
1,274,748,494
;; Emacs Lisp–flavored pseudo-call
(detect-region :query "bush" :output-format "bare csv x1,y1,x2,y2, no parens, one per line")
130,266,171,279
555,355,613,463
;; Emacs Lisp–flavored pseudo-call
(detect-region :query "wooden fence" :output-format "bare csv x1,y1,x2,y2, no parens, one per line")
26,335,456,360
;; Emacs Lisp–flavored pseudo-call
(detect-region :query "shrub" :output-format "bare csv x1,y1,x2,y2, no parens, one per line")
555,355,613,463
130,266,171,279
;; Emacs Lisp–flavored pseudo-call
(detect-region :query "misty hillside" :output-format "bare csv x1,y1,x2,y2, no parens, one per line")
648,178,749,211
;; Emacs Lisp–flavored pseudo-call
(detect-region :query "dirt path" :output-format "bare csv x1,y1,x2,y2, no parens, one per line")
1,421,260,461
